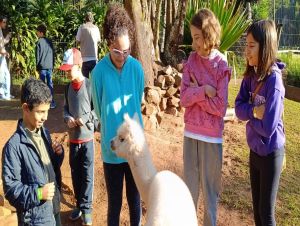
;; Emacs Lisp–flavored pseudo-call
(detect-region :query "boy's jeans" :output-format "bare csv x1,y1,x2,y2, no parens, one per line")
69,140,94,214
103,162,141,226
39,69,54,103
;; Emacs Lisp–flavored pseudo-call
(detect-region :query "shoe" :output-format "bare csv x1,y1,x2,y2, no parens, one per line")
81,213,92,226
50,102,57,109
69,208,82,221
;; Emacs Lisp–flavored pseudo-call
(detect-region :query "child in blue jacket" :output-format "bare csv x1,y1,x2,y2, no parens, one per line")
2,78,64,226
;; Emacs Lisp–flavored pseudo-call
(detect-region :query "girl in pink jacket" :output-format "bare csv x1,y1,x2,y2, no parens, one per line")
180,9,231,226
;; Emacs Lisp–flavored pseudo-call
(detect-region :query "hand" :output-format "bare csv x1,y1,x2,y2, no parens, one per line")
204,85,217,98
253,104,265,120
189,72,198,87
41,182,55,200
67,117,77,128
76,118,84,126
52,140,63,155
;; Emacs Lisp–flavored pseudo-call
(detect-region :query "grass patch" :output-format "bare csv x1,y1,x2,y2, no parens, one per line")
12,69,69,85
222,82,300,225
278,52,300,87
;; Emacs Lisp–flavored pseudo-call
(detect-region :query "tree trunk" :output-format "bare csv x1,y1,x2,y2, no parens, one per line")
124,0,155,86
150,0,162,61
163,0,188,66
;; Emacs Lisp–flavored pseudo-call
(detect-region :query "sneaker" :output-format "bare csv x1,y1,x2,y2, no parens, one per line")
69,208,82,221
81,213,92,226
50,102,57,109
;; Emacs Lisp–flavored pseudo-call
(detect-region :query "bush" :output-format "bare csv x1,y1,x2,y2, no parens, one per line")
278,52,300,87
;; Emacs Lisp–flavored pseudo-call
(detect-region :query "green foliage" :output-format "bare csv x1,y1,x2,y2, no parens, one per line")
278,52,300,87
252,0,270,20
1,0,108,81
184,0,251,52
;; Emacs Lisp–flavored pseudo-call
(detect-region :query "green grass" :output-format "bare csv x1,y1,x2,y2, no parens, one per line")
222,82,300,225
12,70,69,86
278,52,300,88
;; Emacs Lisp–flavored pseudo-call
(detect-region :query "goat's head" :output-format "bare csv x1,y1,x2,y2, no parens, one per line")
111,113,145,161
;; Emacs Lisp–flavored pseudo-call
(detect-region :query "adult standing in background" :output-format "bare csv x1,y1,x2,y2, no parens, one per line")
76,12,101,79
0,15,13,100
36,24,56,109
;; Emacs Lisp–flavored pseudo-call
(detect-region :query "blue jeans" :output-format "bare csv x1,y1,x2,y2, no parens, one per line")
82,60,97,79
0,56,11,99
103,162,141,226
39,69,54,103
69,140,94,214
250,148,284,226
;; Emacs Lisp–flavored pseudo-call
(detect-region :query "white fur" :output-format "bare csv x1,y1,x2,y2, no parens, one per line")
111,114,198,226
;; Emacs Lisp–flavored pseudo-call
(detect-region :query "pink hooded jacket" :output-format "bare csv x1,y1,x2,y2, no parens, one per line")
180,50,231,138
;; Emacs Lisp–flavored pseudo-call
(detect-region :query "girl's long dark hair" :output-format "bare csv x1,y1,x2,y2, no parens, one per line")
244,20,278,81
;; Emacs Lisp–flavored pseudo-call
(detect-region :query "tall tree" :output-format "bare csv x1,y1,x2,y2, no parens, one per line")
124,0,155,86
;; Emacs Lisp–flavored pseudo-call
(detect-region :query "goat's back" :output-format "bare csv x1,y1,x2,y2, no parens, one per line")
145,170,198,226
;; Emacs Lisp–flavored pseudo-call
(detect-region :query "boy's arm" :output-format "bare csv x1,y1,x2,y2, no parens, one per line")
2,144,41,211
35,42,40,70
63,84,73,123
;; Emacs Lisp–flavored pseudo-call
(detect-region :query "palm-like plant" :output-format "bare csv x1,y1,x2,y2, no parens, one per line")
185,0,251,52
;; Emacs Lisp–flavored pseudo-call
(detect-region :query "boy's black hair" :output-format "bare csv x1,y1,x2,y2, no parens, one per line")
37,24,47,35
21,78,52,111
0,15,7,22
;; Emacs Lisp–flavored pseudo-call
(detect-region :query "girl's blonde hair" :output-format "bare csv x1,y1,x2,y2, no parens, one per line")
244,20,278,81
190,9,221,52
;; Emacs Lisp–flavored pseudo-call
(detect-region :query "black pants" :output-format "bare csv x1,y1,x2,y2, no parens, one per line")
82,60,97,79
250,148,284,226
103,162,141,226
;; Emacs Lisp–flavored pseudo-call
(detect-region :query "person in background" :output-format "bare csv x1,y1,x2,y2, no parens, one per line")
0,15,13,100
235,20,285,226
76,12,101,79
60,48,99,226
90,3,144,226
36,23,56,109
2,78,64,226
180,8,231,226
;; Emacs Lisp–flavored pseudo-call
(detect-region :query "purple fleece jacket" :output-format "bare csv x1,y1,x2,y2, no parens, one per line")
235,62,285,156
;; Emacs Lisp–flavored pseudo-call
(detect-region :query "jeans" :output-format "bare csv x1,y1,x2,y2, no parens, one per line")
250,148,284,226
82,60,97,79
183,137,222,226
0,56,11,99
69,140,94,214
39,69,54,103
103,162,141,226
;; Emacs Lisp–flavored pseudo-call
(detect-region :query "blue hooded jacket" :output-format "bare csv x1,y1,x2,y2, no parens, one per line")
2,119,64,225
91,54,144,163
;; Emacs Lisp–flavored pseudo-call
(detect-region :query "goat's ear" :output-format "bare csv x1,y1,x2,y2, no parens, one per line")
133,112,140,124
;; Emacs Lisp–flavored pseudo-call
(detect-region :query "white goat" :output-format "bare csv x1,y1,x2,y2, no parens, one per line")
111,114,198,226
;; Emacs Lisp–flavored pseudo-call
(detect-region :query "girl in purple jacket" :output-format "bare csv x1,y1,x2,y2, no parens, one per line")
180,9,231,226
235,20,285,226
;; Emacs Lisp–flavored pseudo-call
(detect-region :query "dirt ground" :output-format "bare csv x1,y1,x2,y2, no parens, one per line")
0,93,254,226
